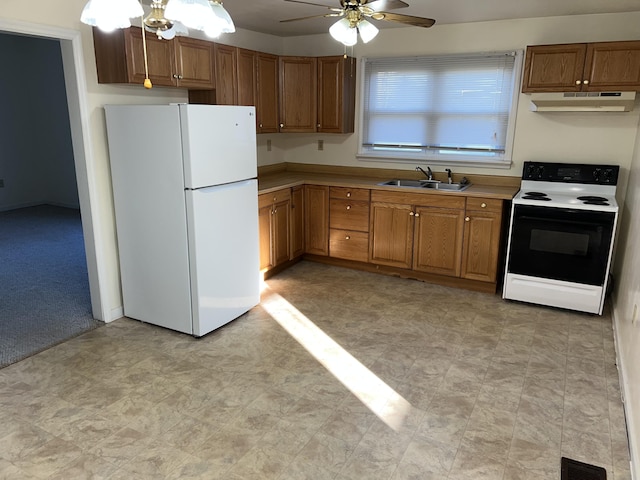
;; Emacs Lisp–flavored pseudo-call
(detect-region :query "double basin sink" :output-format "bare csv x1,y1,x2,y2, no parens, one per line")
378,179,471,192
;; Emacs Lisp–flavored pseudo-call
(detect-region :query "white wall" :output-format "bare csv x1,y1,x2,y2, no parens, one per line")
612,118,640,476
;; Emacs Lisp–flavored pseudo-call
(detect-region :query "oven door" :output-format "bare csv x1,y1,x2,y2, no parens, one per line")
507,204,615,286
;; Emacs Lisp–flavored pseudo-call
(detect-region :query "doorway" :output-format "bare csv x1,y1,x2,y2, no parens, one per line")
0,20,108,356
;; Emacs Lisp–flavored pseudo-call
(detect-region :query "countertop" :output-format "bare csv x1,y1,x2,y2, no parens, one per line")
257,170,520,201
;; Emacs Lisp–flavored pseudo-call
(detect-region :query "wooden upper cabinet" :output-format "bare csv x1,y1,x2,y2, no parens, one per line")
92,27,214,89
318,56,356,133
522,41,640,93
279,56,318,133
584,41,640,91
237,48,257,107
256,53,280,133
214,43,238,104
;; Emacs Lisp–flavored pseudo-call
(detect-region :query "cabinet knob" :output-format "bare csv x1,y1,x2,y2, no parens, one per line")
346,192,351,197
345,235,350,240
346,205,351,210
273,196,277,202
575,80,581,85
583,80,589,85
465,216,470,222
280,123,284,128
409,211,415,216
317,123,321,128
414,212,420,217
173,74,179,79
481,202,487,208
273,208,277,214
259,123,263,128
178,75,183,79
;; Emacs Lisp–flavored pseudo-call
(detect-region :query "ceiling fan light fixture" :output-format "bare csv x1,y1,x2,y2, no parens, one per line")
165,0,214,31
210,1,236,33
357,19,378,43
329,18,357,46
81,0,143,32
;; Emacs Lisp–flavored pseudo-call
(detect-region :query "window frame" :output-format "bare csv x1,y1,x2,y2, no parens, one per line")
357,50,523,169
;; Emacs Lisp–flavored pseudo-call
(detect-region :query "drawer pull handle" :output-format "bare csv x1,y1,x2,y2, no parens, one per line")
345,235,350,240
481,202,487,208
465,216,470,222
346,192,352,197
346,205,351,210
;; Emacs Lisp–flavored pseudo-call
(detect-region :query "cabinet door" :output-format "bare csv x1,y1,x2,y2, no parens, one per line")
126,27,176,87
461,209,503,283
256,53,280,133
318,56,356,133
258,203,273,271
291,186,305,258
369,202,414,269
174,37,215,89
214,43,238,104
584,41,640,91
237,48,257,107
522,44,587,93
304,185,329,255
279,56,317,133
413,207,464,277
272,199,291,266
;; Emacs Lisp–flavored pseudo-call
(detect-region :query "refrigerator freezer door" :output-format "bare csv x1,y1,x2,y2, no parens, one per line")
185,179,260,336
180,105,257,189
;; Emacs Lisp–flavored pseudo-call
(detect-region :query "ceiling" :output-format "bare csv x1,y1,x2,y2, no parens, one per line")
221,0,640,37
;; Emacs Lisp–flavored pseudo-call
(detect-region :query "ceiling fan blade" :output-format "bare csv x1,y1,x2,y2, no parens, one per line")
372,11,435,28
280,13,342,23
363,0,409,11
284,0,342,10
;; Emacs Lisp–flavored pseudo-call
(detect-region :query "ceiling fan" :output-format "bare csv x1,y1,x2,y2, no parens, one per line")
281,0,435,45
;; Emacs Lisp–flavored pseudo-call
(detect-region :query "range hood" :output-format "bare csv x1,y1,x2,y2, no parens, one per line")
530,91,636,112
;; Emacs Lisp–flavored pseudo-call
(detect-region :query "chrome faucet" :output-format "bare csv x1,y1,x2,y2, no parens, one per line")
416,166,433,181
445,168,453,184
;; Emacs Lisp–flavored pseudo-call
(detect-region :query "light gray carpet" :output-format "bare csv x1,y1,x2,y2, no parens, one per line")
0,205,101,368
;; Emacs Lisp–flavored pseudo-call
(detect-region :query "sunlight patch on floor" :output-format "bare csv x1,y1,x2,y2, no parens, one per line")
260,287,412,431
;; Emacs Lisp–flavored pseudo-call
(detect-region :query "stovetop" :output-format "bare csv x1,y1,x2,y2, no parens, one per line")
513,162,619,212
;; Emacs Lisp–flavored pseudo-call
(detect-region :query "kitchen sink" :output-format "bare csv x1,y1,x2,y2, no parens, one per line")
377,179,471,192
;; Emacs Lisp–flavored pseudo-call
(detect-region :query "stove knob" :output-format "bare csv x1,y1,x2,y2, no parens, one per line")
525,164,536,179
536,166,545,179
602,169,614,183
593,169,601,182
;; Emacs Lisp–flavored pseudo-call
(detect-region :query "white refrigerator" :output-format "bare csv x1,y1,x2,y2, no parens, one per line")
104,104,260,336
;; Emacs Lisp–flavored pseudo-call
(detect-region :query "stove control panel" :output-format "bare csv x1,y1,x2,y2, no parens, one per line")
523,162,619,185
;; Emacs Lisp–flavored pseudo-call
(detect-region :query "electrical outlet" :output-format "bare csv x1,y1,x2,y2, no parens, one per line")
633,303,638,326
318,140,324,151
0,179,4,188
266,139,272,152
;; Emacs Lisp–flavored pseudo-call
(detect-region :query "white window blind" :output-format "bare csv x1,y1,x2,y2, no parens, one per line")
360,51,522,167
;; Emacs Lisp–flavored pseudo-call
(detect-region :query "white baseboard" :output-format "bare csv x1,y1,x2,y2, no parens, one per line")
108,306,125,323
612,307,639,480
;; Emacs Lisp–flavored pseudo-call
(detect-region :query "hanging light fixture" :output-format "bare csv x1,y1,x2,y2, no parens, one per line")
329,9,378,46
81,0,235,39
81,0,144,32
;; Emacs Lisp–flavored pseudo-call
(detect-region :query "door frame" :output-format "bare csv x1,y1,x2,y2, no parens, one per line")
0,19,109,321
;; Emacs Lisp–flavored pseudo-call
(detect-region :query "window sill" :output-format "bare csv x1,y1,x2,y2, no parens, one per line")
356,151,513,169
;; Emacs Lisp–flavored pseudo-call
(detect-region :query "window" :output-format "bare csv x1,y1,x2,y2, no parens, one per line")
359,51,522,168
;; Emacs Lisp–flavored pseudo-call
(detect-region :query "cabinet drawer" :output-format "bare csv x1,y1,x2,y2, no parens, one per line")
330,186,370,201
259,188,291,209
466,197,503,213
330,199,369,232
330,229,369,262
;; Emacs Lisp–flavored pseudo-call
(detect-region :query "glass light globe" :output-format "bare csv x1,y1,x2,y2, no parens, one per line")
329,18,357,47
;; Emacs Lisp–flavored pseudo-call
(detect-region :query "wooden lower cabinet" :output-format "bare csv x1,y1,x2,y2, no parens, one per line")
413,206,465,277
369,191,466,278
305,185,329,255
329,187,370,262
369,201,414,269
258,189,291,272
291,186,305,258
461,198,504,283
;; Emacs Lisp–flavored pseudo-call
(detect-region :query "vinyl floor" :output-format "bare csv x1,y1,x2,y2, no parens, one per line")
0,261,631,479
